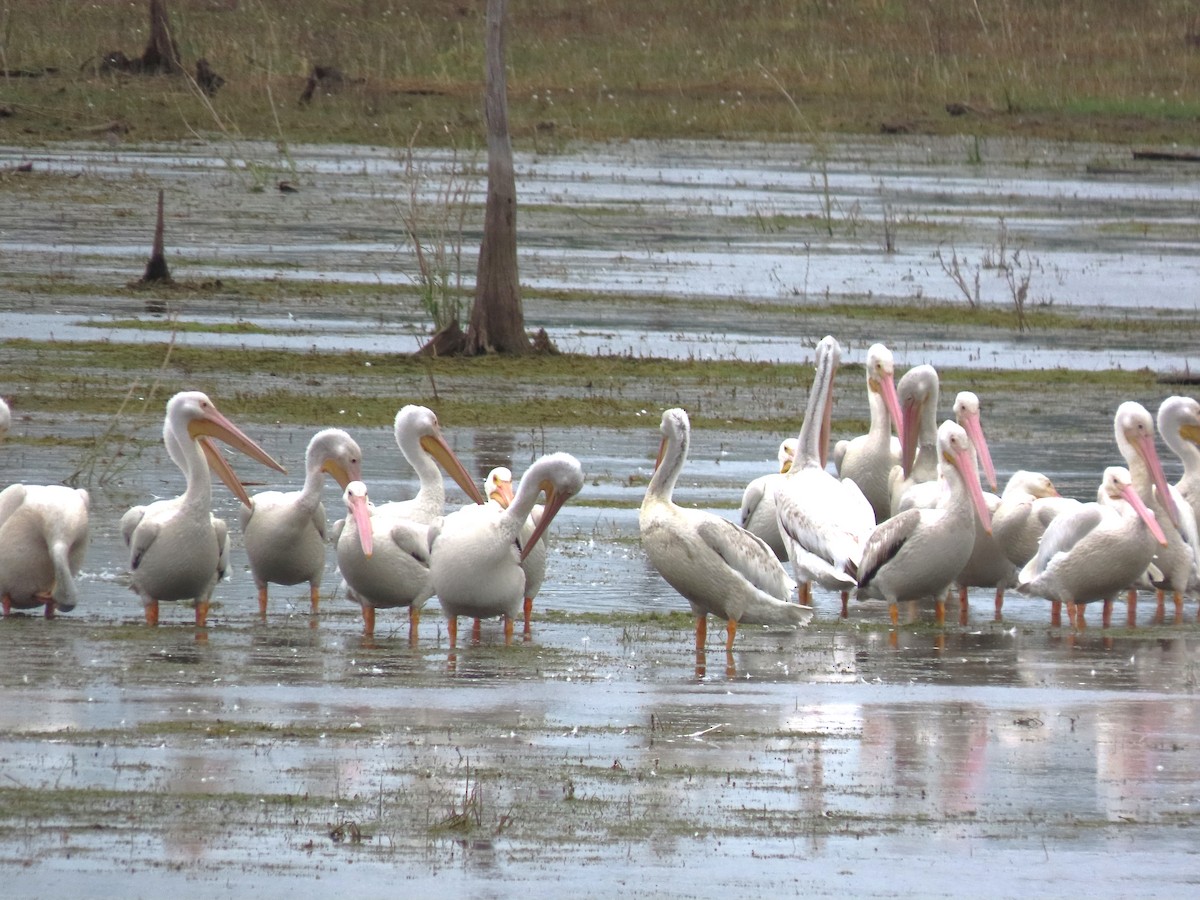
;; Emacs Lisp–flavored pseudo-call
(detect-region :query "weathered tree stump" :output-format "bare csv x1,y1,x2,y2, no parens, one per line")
139,190,173,285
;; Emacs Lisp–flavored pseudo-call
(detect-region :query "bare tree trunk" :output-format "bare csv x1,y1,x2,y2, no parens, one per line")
142,0,184,74
466,0,529,355
139,189,172,283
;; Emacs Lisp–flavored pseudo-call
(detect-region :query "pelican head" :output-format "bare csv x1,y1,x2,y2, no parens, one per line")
342,480,375,557
897,364,939,478
309,428,364,489
938,419,993,533
952,391,997,491
777,438,799,474
485,466,515,508
1114,400,1180,529
394,405,487,505
1099,465,1167,546
518,452,584,561
865,343,903,439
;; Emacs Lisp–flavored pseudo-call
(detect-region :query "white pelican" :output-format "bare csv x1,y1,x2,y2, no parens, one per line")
893,390,1006,620
431,452,583,648
374,405,486,523
739,437,797,561
334,480,436,639
833,343,903,523
641,408,809,657
483,465,546,638
1159,395,1200,529
887,364,940,516
857,420,994,626
0,397,90,618
1018,466,1168,628
774,336,875,612
240,428,363,617
992,471,1081,570
0,483,90,618
1114,400,1197,625
124,391,286,627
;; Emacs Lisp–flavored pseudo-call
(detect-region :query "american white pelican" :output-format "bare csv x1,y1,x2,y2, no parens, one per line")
893,390,1006,620
124,391,285,627
0,397,90,618
1115,400,1197,625
374,405,486,523
833,343,903,523
0,483,90,618
1018,466,1168,628
991,471,1081,570
1160,396,1200,526
774,336,875,612
431,452,583,648
334,480,435,639
240,428,363,617
887,364,940,516
483,465,546,637
857,420,994,626
739,437,797,561
641,408,808,657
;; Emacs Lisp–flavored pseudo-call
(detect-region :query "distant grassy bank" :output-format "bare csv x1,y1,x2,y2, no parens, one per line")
2,0,1199,148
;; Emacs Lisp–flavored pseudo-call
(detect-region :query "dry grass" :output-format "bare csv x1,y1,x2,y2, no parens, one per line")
2,1,1200,147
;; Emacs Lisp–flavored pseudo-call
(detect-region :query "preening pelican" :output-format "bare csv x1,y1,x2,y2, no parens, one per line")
484,465,546,637
335,481,434,640
992,470,1081,570
641,408,808,656
374,405,486,523
1115,400,1197,624
857,420,994,626
0,397,90,618
887,364,940,516
833,343,903,523
739,437,798,561
124,391,285,627
431,453,583,647
241,428,363,617
774,336,875,611
1018,466,1167,628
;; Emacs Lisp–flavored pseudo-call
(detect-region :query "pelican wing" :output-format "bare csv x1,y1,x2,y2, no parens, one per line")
1030,505,1105,572
388,518,431,567
1167,484,1200,577
120,505,147,548
128,518,162,570
695,516,795,599
775,471,873,573
857,508,920,589
739,475,768,529
312,500,329,542
0,484,28,527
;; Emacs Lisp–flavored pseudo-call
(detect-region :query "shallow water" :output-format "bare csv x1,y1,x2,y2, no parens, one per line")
2,137,1200,896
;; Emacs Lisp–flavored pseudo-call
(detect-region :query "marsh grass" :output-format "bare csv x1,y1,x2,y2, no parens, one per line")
2,1,1200,147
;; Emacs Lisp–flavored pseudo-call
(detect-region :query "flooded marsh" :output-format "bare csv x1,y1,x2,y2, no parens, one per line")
1,137,1200,896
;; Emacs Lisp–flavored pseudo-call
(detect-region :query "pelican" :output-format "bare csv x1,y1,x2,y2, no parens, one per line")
1018,466,1168,628
334,480,435,639
332,406,484,639
124,391,286,627
641,408,808,657
0,397,90,618
992,470,1081,570
893,391,1005,620
833,343,903,523
483,465,546,637
1115,400,1198,625
857,420,994,626
739,437,798,561
0,484,90,618
374,405,486,524
774,336,875,611
1160,396,1200,525
887,364,940,516
431,452,583,647
240,428,363,617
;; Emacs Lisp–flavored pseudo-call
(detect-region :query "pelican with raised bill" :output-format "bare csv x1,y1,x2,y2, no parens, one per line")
430,453,583,648
1017,466,1168,628
123,391,286,627
833,343,903,524
774,335,875,612
856,420,994,626
739,437,798,561
641,408,809,659
241,428,364,617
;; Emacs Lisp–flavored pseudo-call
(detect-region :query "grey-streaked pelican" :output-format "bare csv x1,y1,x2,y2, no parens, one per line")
241,428,363,617
641,408,809,662
739,437,797,561
124,391,285,627
1018,466,1168,628
431,453,583,648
